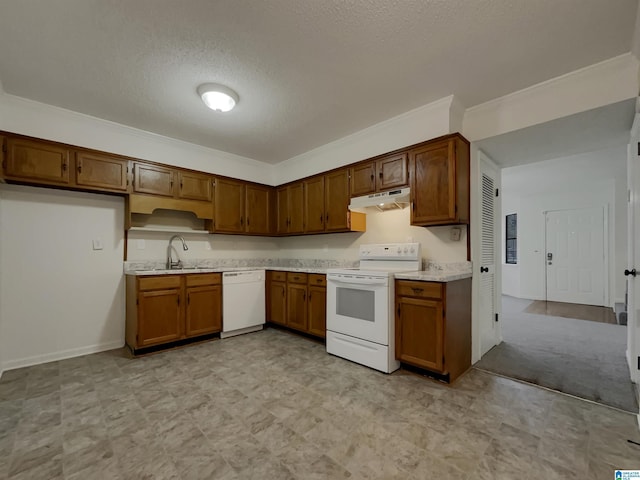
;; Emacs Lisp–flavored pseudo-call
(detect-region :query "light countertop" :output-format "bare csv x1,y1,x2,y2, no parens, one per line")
394,271,472,282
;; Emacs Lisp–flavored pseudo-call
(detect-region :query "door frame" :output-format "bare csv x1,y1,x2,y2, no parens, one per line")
543,206,609,307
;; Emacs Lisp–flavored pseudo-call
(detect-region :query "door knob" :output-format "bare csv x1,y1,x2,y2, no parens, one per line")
624,268,637,277
480,266,489,273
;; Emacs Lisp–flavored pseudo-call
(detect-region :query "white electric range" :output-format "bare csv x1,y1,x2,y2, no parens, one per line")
326,243,421,373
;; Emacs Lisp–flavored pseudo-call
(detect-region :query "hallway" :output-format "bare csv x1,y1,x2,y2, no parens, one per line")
475,296,637,412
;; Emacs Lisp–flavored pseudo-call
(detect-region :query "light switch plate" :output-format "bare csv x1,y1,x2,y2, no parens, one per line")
92,239,104,250
450,227,461,241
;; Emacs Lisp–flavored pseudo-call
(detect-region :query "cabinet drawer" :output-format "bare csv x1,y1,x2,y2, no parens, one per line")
308,274,326,286
185,273,221,287
138,275,181,291
271,271,287,282
396,281,442,299
287,272,308,284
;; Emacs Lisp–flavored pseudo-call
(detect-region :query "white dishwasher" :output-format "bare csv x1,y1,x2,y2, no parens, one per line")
221,270,266,338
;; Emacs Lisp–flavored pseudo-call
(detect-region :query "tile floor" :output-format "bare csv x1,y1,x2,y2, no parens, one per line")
0,328,638,480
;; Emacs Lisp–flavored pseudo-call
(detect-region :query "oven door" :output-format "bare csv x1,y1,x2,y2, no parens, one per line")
326,273,390,345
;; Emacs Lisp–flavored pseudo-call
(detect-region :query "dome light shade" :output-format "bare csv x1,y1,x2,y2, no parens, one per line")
197,83,238,112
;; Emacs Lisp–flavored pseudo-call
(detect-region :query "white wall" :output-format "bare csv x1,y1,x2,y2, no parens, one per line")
501,146,627,305
126,208,467,266
0,93,274,185
274,96,456,185
0,184,125,369
463,53,639,142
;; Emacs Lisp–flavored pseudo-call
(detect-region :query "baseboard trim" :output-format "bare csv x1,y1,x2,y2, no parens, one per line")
2,340,124,371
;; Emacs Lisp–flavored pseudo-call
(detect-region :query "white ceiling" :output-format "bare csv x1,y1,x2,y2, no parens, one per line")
0,1,638,164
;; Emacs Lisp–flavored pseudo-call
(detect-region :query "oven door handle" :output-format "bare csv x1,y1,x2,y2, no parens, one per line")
328,276,387,286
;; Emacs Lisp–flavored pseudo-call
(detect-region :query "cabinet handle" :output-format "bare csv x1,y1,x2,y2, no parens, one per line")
282,289,285,297
317,279,322,283
187,294,190,305
77,162,82,174
370,174,374,184
411,287,424,294
62,162,67,172
320,215,323,224
309,293,312,300
379,171,383,179
247,217,250,226
325,214,329,223
303,292,306,300
177,296,180,306
240,216,244,226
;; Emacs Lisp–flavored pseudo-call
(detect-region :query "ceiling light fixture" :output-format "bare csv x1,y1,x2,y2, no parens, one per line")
197,83,239,112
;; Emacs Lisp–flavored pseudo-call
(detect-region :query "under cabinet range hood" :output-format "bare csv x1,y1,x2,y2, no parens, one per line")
349,187,410,212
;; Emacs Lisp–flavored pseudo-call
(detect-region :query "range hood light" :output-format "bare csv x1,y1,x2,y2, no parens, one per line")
349,187,410,212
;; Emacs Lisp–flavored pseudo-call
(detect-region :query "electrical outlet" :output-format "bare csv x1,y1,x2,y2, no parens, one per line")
450,227,461,241
137,239,146,250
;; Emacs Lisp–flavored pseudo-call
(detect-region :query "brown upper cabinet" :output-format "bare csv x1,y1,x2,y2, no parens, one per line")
4,137,71,185
1,130,470,235
76,151,129,192
277,182,305,235
213,179,272,235
133,162,174,197
304,175,325,233
409,136,469,226
302,168,353,234
324,169,351,231
350,152,408,196
245,184,272,235
178,171,212,201
214,178,245,233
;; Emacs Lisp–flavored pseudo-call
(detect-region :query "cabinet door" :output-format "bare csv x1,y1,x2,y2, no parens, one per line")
214,178,245,233
308,285,326,338
410,140,456,225
185,285,221,337
276,187,289,235
269,281,287,325
304,176,325,233
178,171,212,201
246,184,271,234
376,152,408,191
350,162,375,196
76,151,128,191
5,138,70,184
288,183,305,234
133,163,174,197
287,283,308,331
138,288,182,346
395,296,444,372
325,169,350,232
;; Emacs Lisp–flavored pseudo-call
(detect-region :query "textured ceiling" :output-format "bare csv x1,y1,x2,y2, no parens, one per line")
0,0,637,164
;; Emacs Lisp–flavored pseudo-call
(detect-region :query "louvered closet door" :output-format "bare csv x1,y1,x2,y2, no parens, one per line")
479,153,500,357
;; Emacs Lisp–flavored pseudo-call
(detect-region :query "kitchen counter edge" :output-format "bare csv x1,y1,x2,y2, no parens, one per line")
125,266,330,276
394,271,472,282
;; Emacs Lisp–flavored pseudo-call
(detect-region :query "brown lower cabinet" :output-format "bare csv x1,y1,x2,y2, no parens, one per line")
395,278,471,382
126,273,222,352
266,270,326,338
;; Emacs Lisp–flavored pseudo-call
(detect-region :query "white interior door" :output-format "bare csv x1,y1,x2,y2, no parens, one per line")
545,207,606,306
479,152,501,356
626,113,640,384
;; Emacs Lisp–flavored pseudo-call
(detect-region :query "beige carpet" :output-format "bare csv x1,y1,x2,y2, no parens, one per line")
476,296,638,412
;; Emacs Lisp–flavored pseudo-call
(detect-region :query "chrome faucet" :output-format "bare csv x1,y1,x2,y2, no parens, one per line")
166,235,188,269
